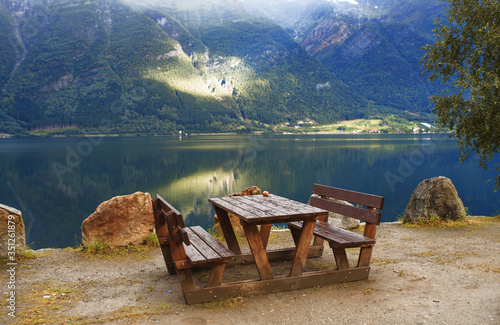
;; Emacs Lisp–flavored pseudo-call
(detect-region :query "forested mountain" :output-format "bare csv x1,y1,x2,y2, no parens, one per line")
243,0,446,112
0,0,444,135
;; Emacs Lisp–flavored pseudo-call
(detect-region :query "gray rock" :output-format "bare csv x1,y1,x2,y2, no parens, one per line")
0,204,26,258
309,194,360,229
403,176,466,223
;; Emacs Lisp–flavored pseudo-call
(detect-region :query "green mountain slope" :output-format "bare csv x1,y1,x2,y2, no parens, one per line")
0,0,369,134
0,2,18,90
315,21,435,112
243,0,446,114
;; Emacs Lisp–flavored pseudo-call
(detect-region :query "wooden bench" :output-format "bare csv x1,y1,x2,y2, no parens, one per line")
288,184,385,270
152,195,236,303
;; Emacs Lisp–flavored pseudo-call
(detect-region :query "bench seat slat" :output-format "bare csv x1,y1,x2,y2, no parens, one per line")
313,221,375,247
189,226,236,260
183,242,207,265
184,228,226,264
288,221,376,249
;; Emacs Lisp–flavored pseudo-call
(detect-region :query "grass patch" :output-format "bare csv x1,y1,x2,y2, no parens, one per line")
349,224,365,233
76,306,154,324
371,257,398,265
472,264,500,273
18,246,54,260
305,259,336,271
411,250,437,257
13,281,81,325
436,257,456,265
400,214,487,229
364,287,377,294
208,227,241,242
23,249,37,259
207,227,224,242
81,239,112,255
143,233,160,248
78,236,159,258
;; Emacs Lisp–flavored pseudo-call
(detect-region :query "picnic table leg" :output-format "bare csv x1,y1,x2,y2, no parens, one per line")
213,206,241,255
289,226,301,247
260,224,273,249
207,262,227,287
243,222,274,280
332,247,350,270
312,213,327,248
289,219,316,277
358,222,377,267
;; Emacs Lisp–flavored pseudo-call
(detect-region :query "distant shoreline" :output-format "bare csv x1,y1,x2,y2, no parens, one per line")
1,117,449,138
0,130,452,139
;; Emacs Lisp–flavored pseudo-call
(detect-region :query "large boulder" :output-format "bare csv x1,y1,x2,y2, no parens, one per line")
0,204,26,258
309,194,360,229
81,192,154,246
403,176,466,223
213,186,262,237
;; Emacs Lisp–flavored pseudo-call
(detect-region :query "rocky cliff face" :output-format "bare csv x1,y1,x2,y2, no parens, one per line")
244,0,446,113
301,19,353,55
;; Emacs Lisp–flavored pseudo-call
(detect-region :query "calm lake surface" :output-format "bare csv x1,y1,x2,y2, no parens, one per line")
1,134,499,249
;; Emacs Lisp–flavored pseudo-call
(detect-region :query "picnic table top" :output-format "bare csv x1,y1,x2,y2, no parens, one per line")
208,194,328,225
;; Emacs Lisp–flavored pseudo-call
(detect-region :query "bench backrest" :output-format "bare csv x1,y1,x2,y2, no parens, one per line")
310,184,385,225
152,194,190,251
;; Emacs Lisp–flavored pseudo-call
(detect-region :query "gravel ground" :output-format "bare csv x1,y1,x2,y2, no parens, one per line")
1,218,499,325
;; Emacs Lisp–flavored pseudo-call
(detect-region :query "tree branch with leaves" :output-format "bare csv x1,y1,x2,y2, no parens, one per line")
421,0,500,191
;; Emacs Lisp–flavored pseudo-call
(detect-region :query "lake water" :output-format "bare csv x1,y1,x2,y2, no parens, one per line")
1,134,498,249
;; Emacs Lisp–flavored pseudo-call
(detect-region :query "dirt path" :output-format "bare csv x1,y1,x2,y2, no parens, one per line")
1,218,499,325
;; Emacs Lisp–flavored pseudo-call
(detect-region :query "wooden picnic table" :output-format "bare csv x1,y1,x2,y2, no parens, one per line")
208,194,328,280
153,188,382,304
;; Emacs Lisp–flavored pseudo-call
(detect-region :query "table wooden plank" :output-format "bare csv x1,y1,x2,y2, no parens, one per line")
261,195,326,217
254,194,327,216
238,195,323,221
270,194,327,214
239,196,291,216
210,195,327,224
233,196,282,223
183,267,370,304
223,196,275,218
210,197,269,222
